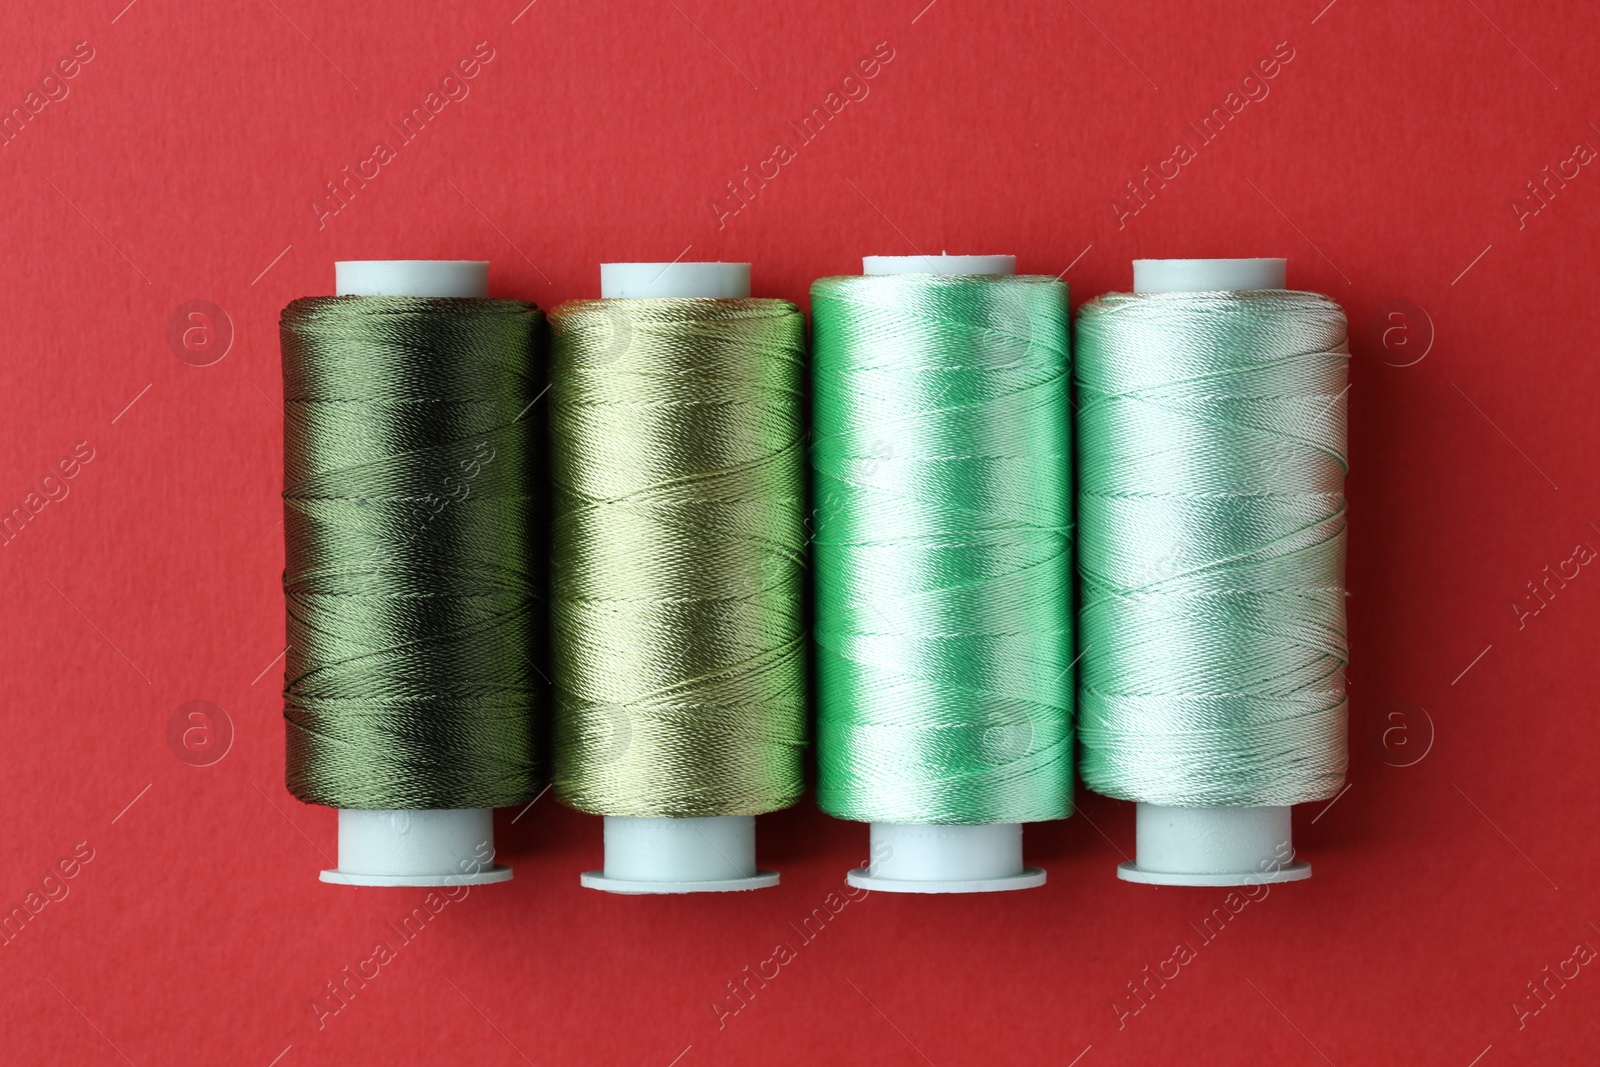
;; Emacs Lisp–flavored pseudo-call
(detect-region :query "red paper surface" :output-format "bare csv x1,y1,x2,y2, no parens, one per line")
2,1,1598,1063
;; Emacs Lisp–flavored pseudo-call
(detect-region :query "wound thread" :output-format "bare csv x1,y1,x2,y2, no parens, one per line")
547,297,808,818
280,296,546,809
1075,288,1349,806
810,273,1076,824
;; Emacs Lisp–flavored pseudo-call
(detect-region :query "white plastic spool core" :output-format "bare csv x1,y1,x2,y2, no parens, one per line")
578,261,776,895
862,253,1016,276
599,261,750,299
335,259,490,298
1131,257,1285,294
1117,257,1309,888
319,259,510,888
842,252,1043,895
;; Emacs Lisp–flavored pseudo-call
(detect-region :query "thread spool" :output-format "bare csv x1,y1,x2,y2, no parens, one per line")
553,261,799,894
1079,257,1346,886
296,259,523,887
815,253,1073,894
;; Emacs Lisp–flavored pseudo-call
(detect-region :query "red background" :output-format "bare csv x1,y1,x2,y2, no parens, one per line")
3,0,1598,1063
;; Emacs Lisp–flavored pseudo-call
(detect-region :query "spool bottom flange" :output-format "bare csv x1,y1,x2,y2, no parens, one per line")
1118,803,1310,887
846,822,1046,894
582,814,779,894
321,808,511,887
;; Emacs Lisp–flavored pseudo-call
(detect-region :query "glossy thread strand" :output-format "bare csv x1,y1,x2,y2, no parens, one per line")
280,296,546,809
548,297,808,818
1075,289,1349,806
811,273,1076,824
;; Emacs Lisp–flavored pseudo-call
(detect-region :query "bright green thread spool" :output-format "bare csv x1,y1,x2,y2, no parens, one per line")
280,295,546,811
547,296,808,820
811,272,1075,826
1075,284,1349,811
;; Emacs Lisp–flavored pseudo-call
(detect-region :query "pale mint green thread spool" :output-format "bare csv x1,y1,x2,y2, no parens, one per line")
1076,258,1349,887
